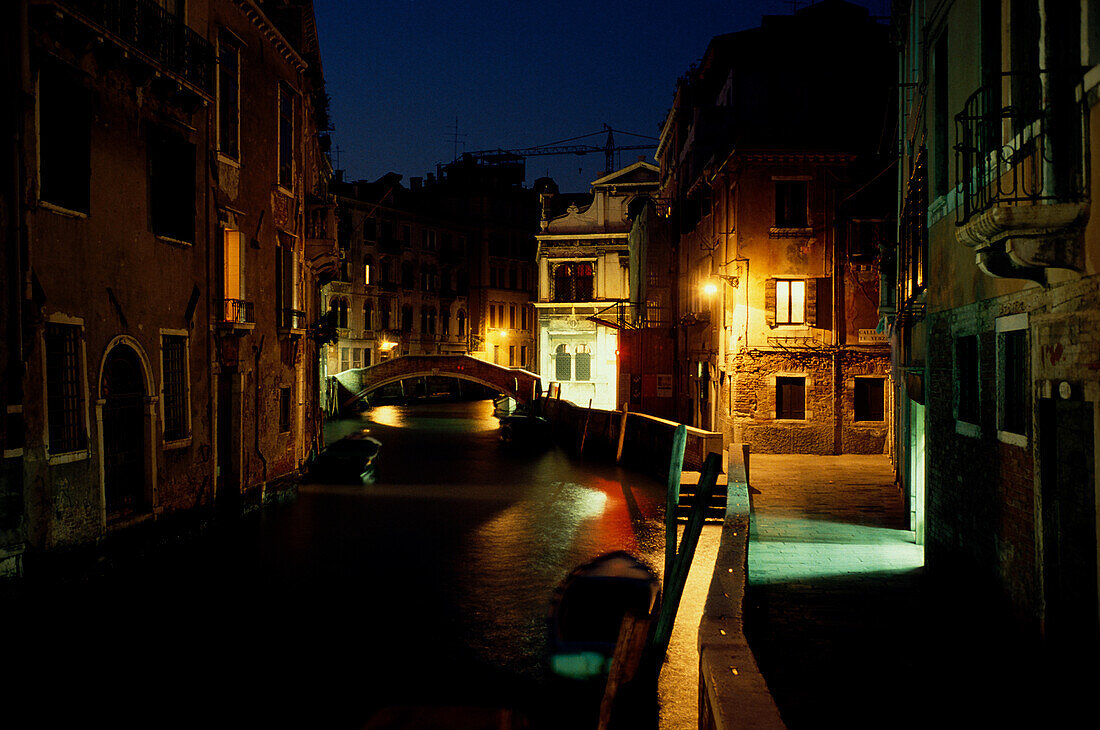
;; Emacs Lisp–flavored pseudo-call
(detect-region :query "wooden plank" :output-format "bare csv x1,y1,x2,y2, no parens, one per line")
664,424,687,582
615,403,629,463
579,398,593,454
652,451,721,675
597,612,652,730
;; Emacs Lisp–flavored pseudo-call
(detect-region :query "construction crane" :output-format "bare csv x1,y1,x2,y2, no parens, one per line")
463,124,657,175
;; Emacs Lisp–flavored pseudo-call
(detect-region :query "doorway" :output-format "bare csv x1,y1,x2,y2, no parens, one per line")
1039,397,1098,651
102,344,146,515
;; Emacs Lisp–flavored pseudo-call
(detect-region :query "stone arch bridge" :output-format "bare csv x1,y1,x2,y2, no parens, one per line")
330,355,541,413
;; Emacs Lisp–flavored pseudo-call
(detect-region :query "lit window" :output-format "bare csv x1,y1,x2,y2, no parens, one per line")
775,280,806,325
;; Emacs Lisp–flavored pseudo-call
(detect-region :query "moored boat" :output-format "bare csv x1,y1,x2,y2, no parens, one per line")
547,551,661,681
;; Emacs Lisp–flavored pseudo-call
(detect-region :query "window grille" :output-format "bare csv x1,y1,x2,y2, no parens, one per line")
555,344,571,381
162,335,188,440
575,345,592,381
45,323,86,453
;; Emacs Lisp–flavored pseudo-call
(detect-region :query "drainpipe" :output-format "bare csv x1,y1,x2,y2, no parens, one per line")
253,335,267,486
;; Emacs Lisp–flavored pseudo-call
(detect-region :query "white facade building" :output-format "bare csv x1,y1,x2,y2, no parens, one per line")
534,162,658,410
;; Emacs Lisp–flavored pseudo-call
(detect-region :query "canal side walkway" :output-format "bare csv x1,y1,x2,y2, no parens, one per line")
742,454,1096,729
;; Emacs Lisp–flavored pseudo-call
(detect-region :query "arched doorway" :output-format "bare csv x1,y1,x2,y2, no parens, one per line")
101,344,146,515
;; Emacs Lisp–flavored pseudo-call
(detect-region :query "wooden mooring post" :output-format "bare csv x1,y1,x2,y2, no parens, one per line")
652,451,721,676
664,424,687,583
615,403,629,463
578,398,593,454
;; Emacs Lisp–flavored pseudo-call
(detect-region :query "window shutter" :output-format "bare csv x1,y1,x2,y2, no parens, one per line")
764,278,776,328
805,277,818,326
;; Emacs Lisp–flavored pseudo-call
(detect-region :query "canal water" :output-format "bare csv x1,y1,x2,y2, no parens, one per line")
8,399,670,728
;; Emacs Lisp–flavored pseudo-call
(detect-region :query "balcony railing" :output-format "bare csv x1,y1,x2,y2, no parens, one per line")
59,0,214,95
955,69,1086,226
279,308,306,330
223,298,254,325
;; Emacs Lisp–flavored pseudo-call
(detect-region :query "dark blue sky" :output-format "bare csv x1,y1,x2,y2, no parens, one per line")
314,0,889,192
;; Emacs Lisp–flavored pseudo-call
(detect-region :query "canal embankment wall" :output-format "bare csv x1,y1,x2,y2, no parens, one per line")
539,397,785,728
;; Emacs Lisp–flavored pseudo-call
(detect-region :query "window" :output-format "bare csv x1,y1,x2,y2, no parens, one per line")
775,181,808,228
340,347,350,372
521,305,529,331
279,387,292,433
509,305,516,329
329,298,348,328
933,31,949,197
352,348,362,369
493,344,500,364
363,256,373,285
161,334,189,440
45,322,86,454
441,306,450,336
520,345,528,369
854,378,885,422
278,82,296,190
217,33,240,159
457,310,466,336
276,238,298,326
39,65,91,213
508,345,515,366
401,261,414,289
776,377,806,420
998,317,1028,438
775,280,806,325
552,262,594,302
380,298,392,329
223,229,246,321
575,344,592,381
428,308,436,335
149,128,196,242
489,304,497,329
956,334,979,424
555,344,571,381
363,299,373,331
401,305,413,331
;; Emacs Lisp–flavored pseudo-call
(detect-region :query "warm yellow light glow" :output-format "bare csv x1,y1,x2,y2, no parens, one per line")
379,340,397,352
702,282,719,296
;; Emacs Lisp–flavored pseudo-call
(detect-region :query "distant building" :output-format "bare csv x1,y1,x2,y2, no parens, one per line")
653,0,895,452
535,162,659,411
324,175,473,407
0,0,336,576
892,0,1099,647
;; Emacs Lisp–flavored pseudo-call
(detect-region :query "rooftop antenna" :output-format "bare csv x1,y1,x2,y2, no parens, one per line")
448,117,468,161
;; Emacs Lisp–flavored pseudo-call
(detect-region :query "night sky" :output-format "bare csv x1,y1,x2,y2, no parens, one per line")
314,0,890,192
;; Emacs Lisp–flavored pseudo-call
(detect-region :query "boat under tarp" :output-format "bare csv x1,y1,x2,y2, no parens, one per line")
547,551,661,681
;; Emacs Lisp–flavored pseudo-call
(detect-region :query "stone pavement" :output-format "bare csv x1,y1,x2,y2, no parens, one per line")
744,454,1097,730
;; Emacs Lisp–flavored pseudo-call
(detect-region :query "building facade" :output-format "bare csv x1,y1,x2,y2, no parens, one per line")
891,0,1100,647
535,162,659,411
652,0,895,453
0,0,335,576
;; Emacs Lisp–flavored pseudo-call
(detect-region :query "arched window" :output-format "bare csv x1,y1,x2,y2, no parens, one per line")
457,309,466,336
427,308,437,335
555,343,571,381
401,304,413,331
401,261,414,289
363,255,373,285
441,304,450,336
329,297,348,328
380,257,392,285
363,299,373,330
380,298,392,329
575,343,592,381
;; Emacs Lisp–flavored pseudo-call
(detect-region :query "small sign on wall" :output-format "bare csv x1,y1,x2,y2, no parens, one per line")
656,375,673,397
858,329,888,344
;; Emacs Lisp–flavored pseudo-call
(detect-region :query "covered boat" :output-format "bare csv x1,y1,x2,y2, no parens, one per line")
547,551,661,681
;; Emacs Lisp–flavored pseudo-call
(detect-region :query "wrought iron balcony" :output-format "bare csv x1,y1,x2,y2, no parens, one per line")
223,298,254,325
53,0,214,96
279,308,306,330
954,69,1087,274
